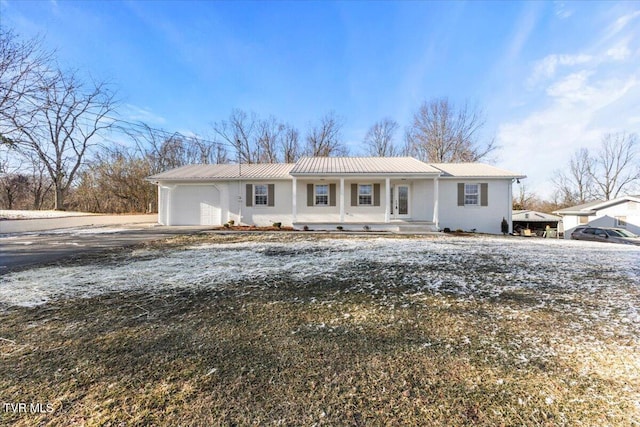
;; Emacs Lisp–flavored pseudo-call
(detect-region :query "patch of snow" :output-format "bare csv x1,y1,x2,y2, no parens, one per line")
1,236,638,358
0,210,98,220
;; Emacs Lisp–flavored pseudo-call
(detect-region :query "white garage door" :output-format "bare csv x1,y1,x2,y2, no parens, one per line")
170,185,221,226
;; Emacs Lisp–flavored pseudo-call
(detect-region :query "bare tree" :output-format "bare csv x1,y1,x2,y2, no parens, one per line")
590,132,639,200
256,116,284,163
405,98,496,163
211,109,259,164
553,133,639,204
0,28,53,140
281,125,301,163
552,148,594,205
304,111,347,157
364,118,400,157
7,68,117,209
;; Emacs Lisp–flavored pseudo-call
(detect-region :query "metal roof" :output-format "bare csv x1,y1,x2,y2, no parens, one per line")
512,210,561,222
147,157,527,181
554,195,640,215
430,163,526,178
290,157,440,175
147,163,296,181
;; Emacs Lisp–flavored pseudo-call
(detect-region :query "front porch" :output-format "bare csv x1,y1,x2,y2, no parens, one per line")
290,176,441,228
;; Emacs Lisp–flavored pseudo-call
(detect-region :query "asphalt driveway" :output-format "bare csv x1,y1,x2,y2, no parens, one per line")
0,216,211,273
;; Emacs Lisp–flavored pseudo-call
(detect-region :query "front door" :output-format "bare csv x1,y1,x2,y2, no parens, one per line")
391,184,410,219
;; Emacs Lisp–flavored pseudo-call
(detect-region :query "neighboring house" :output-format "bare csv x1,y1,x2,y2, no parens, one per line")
512,210,561,236
146,157,525,234
554,195,640,238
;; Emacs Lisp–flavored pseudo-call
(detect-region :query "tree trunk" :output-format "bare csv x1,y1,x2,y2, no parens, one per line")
54,185,65,210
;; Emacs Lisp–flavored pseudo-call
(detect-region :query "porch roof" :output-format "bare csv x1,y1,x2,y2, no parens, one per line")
290,157,441,176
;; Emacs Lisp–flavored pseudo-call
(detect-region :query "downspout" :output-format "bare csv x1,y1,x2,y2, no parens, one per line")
433,176,439,230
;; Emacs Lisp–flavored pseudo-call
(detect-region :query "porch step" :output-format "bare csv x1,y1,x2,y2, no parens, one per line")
395,222,438,233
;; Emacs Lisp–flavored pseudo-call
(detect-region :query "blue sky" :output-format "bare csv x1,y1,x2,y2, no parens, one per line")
2,0,639,198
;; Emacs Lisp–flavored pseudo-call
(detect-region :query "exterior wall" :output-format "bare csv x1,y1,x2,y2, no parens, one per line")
437,179,512,234
229,180,293,227
157,176,515,234
563,200,640,238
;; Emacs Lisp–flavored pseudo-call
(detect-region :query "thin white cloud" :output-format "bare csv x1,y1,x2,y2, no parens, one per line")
505,4,542,62
605,10,640,40
528,54,593,85
606,40,632,61
498,72,639,198
553,1,573,19
122,104,166,125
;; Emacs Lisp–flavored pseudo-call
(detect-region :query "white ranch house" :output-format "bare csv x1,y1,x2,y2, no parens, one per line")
147,157,525,234
554,195,640,238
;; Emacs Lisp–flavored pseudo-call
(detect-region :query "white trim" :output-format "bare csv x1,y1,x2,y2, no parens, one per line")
340,178,345,222
384,177,391,223
433,177,439,228
292,177,297,222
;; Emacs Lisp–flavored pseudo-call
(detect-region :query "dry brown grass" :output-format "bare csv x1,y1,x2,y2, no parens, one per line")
1,233,638,426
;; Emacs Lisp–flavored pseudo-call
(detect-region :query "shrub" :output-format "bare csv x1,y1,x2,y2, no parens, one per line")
303,225,309,231
273,222,282,229
443,227,451,233
337,226,344,231
363,225,371,232
228,219,235,226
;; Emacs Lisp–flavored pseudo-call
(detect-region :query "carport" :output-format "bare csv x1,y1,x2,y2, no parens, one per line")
512,210,561,236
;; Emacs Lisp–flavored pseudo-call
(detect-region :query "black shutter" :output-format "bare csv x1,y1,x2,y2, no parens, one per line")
329,184,336,207
246,184,253,207
351,184,358,206
457,183,465,206
268,184,275,207
307,184,314,207
373,184,380,206
481,183,488,206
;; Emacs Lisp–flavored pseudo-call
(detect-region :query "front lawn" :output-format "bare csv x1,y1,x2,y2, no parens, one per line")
1,234,638,425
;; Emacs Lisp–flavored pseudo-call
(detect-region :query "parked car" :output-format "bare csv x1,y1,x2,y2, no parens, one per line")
570,227,640,245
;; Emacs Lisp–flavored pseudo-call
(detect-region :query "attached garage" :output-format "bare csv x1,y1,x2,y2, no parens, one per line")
166,185,221,226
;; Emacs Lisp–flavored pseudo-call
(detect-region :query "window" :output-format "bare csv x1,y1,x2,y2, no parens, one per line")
358,184,372,205
315,184,329,206
464,184,479,206
579,216,589,224
254,184,268,206
615,216,627,227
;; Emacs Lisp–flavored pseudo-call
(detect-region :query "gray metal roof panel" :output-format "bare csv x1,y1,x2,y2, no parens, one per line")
430,163,526,178
148,163,296,181
290,157,441,175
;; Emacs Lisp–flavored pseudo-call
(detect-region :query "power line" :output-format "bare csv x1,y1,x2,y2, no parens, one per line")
1,87,240,150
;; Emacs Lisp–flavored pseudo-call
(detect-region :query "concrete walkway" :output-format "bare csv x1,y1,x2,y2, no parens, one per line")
0,214,158,234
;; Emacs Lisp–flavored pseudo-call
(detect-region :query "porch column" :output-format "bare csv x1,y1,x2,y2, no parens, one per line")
433,177,439,229
292,177,297,223
339,178,345,222
385,177,391,223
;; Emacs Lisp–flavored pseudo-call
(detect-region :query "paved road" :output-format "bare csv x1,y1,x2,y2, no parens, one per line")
0,213,158,233
0,221,211,274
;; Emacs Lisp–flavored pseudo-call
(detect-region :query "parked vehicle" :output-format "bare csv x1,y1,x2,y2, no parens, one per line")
570,227,640,245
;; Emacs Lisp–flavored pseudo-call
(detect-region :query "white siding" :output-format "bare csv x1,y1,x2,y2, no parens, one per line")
438,179,511,234
226,180,294,227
